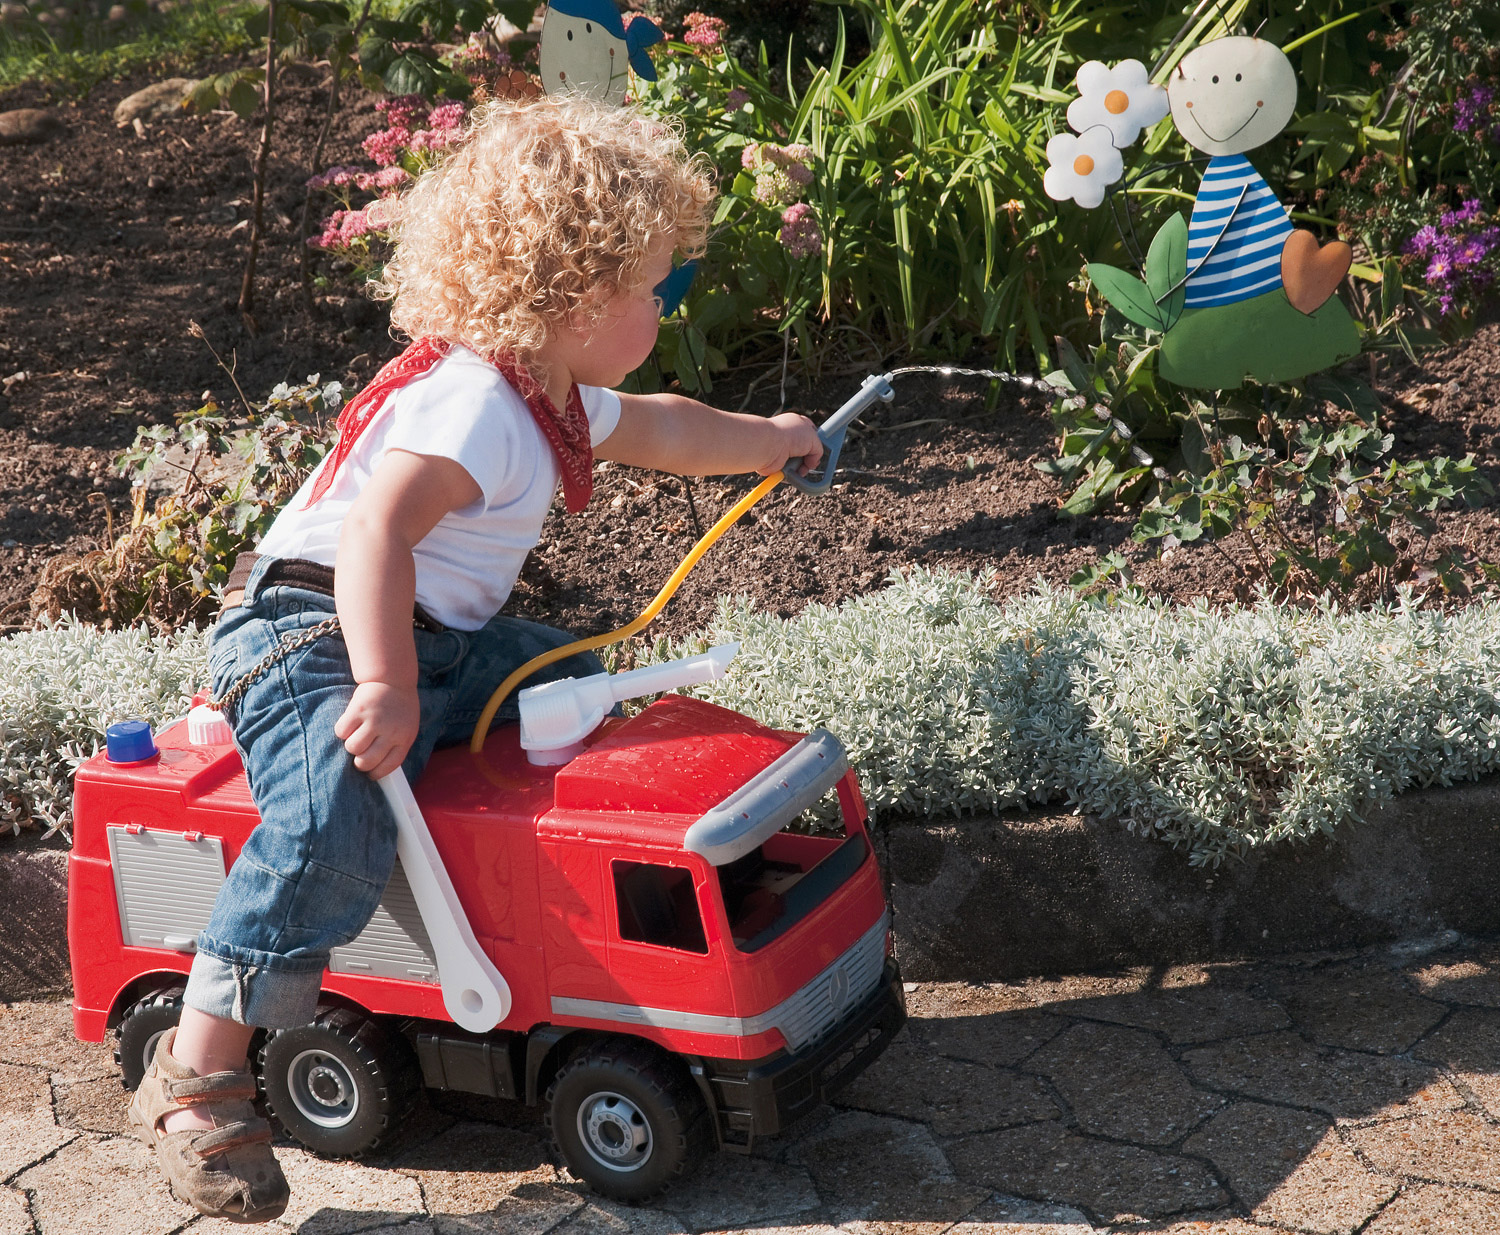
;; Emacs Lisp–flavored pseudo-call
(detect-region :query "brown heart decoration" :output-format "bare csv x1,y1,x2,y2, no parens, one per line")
1280,229,1352,315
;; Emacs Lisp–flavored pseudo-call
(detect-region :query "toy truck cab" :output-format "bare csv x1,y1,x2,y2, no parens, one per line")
69,691,904,1200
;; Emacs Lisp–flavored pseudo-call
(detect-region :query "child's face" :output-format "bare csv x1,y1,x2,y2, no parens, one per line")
555,237,674,389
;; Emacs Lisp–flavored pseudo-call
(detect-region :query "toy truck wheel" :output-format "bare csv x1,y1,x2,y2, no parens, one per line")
545,1040,712,1202
115,986,185,1091
258,1006,420,1158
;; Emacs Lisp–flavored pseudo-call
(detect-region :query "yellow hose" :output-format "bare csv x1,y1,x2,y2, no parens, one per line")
469,471,786,752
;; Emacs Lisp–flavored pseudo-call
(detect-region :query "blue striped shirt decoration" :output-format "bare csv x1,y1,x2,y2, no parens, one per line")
1183,154,1294,309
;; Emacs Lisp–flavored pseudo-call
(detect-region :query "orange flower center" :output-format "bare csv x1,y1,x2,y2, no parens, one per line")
1104,89,1130,115
1073,154,1096,176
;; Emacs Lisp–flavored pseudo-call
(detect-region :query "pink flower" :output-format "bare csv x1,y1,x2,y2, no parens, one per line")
354,166,411,194
779,201,822,258
754,169,796,205
426,101,466,131
362,126,410,168
305,164,363,191
376,95,427,130
726,87,748,110
406,127,460,155
741,142,760,169
683,11,726,50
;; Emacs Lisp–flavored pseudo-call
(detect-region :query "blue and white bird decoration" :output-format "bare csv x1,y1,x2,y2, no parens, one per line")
539,0,664,105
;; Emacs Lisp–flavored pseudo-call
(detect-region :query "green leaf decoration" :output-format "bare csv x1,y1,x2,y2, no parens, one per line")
1086,264,1165,332
1146,213,1188,331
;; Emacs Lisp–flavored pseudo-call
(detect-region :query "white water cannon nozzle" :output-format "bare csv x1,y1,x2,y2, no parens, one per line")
519,642,740,765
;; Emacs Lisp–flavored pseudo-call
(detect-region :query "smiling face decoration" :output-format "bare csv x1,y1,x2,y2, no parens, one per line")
1168,37,1298,156
538,0,663,106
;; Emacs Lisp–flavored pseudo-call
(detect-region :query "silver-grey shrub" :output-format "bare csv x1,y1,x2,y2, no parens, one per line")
9,572,1500,865
0,617,208,838
667,567,1500,864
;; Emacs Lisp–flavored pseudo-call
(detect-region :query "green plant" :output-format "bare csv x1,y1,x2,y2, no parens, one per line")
651,567,1500,865
0,617,208,838
637,0,1160,383
0,0,258,93
32,369,339,629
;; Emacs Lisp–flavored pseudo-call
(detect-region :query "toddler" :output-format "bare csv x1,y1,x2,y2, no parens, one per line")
128,95,821,1222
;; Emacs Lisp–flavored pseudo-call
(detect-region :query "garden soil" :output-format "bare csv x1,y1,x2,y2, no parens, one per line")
4,67,1500,645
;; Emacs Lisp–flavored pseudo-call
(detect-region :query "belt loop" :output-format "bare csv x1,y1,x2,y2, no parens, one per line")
242,554,276,606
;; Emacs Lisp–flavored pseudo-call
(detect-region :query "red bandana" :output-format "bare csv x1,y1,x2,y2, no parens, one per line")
303,337,595,513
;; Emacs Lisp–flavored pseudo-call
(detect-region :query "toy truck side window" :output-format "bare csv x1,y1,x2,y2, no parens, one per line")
611,861,709,954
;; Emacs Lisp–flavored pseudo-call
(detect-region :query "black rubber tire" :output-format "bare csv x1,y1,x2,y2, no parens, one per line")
258,1006,421,1158
115,986,184,1091
545,1039,713,1202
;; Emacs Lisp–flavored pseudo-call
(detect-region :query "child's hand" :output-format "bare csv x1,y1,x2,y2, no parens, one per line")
334,681,421,779
757,413,824,477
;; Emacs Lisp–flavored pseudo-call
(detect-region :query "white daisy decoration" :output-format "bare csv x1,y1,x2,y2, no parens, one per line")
1043,127,1123,209
1067,59,1170,148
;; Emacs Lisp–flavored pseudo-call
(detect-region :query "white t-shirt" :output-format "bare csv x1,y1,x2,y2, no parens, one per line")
258,345,621,631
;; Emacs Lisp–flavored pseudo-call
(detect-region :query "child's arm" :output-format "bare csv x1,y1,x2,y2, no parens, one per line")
332,450,482,779
596,393,823,477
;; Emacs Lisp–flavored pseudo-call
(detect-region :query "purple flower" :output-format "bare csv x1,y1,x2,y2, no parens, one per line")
1405,224,1438,256
1440,199,1483,229
1453,84,1496,135
779,201,822,258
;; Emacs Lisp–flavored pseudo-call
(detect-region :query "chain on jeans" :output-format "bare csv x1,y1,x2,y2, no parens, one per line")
207,616,343,713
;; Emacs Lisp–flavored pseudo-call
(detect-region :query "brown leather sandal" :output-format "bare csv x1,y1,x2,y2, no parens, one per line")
127,1028,289,1224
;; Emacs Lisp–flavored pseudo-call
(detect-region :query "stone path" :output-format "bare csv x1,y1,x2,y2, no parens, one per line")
4,933,1500,1234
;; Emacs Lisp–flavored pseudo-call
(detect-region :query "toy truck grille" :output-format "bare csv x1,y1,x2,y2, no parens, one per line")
109,824,438,983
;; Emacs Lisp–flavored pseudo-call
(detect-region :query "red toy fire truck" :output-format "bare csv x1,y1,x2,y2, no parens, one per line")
68,651,904,1199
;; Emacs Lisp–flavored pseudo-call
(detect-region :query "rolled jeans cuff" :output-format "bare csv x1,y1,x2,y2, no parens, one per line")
183,943,326,1030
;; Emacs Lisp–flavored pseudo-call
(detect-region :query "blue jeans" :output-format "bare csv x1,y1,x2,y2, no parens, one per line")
183,554,605,1030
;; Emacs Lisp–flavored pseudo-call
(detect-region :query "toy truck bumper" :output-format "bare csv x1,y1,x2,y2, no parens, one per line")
693,959,905,1150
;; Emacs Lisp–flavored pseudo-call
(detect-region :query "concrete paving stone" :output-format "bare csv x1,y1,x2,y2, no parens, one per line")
908,1008,1071,1071
699,1227,840,1235
1344,1110,1500,1190
1411,1006,1500,1118
906,983,1037,1019
1028,1023,1223,1145
14,1131,193,1234
0,1061,74,1181
0,1186,31,1235
947,1194,1096,1232
271,1145,428,1234
1181,1101,1396,1234
0,999,115,1083
429,1182,584,1235
1363,1182,1500,1232
550,1197,687,1235
835,1030,1058,1136
1270,962,1446,1054
53,1075,129,1135
658,1148,821,1230
1180,1032,1462,1124
387,1120,556,1215
1406,944,1500,1007
1108,1217,1269,1233
946,1121,1226,1223
790,1110,987,1230
1030,966,1289,1046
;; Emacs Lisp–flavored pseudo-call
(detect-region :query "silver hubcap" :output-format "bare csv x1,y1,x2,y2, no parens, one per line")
577,1090,652,1172
141,1028,168,1077
287,1049,359,1129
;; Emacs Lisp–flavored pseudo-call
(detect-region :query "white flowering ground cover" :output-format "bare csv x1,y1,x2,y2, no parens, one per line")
7,570,1500,863
0,619,208,838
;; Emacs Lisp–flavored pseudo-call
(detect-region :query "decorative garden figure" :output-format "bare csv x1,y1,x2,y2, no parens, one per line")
1046,36,1363,390
538,0,664,105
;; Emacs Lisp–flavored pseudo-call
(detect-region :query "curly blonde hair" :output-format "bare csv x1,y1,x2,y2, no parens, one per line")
373,96,714,364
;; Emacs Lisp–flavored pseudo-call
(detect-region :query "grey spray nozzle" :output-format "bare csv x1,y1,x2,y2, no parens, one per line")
781,372,896,495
